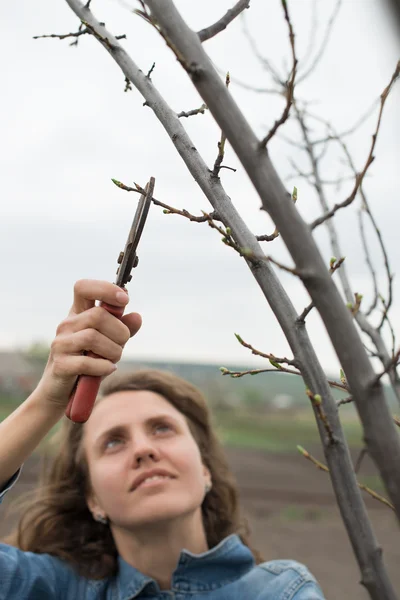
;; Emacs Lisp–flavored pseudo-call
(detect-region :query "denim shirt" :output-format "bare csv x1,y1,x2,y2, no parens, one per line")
0,469,325,600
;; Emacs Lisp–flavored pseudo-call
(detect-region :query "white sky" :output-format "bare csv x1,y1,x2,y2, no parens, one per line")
0,0,399,373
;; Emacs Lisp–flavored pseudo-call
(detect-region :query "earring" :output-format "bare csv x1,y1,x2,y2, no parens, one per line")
205,482,212,494
94,513,108,525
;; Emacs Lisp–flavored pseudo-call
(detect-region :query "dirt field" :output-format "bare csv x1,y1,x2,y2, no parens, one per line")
1,446,399,600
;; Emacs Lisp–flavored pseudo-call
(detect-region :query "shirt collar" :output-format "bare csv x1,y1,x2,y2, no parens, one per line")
116,534,255,599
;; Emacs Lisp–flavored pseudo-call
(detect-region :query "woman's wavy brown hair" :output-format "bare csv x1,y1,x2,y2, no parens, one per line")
3,369,263,579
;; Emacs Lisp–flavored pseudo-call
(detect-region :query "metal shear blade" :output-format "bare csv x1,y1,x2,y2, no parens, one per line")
115,176,155,288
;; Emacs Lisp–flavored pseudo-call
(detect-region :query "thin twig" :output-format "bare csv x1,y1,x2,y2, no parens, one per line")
310,61,400,230
221,363,348,393
308,111,394,322
257,186,297,243
212,73,231,177
297,446,395,511
260,0,297,147
111,179,219,222
306,389,335,444
355,447,368,474
197,0,250,42
374,349,400,383
358,207,379,315
241,16,283,86
310,98,379,146
297,0,342,83
33,27,89,42
337,395,353,407
177,103,207,118
298,256,345,321
147,62,156,79
233,333,298,366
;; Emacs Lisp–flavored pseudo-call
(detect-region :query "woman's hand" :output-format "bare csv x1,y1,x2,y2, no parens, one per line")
36,279,142,409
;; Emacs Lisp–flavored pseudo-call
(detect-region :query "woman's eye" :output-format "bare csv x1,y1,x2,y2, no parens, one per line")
154,423,173,434
104,438,123,450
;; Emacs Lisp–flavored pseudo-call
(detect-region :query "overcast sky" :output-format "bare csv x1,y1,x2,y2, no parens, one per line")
0,0,399,374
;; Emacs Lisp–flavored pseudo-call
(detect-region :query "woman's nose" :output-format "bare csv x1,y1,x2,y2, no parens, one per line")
132,435,160,464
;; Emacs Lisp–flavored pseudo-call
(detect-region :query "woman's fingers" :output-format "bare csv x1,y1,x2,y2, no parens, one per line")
58,306,132,347
71,279,129,315
52,329,124,364
121,312,142,338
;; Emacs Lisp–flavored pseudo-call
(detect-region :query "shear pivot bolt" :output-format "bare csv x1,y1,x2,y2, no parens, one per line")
117,252,124,264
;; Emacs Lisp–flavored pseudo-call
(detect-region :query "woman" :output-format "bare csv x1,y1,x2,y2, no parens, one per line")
0,279,325,599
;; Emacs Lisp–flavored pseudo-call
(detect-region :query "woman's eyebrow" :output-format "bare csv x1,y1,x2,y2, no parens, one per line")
94,414,181,447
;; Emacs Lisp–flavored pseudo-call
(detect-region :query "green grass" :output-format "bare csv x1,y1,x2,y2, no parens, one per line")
214,410,364,452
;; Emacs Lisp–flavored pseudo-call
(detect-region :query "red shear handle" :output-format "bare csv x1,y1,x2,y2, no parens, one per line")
65,301,125,423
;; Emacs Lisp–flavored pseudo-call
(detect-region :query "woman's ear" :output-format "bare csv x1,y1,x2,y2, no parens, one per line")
202,464,212,488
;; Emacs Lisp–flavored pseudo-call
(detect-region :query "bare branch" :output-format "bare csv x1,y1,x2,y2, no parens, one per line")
306,389,335,445
374,349,400,384
294,105,400,405
358,208,379,315
256,186,297,243
297,446,395,512
355,447,368,474
177,103,207,118
315,114,395,328
241,16,283,86
147,61,156,79
311,61,400,229
221,363,348,393
233,333,298,366
144,0,400,526
220,366,298,378
212,73,231,177
301,0,318,67
197,0,250,42
310,98,379,146
33,26,90,43
111,179,218,222
63,2,400,593
297,0,342,83
260,0,298,147
337,395,353,407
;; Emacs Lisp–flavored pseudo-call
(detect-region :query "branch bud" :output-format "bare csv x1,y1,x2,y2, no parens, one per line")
225,227,232,236
330,257,336,268
292,186,297,202
219,367,229,374
234,333,244,344
297,445,309,457
313,394,322,405
269,358,282,370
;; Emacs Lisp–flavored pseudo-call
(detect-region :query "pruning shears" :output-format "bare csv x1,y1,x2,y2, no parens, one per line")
65,176,155,423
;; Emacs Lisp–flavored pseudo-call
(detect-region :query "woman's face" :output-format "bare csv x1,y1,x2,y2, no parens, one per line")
83,390,211,531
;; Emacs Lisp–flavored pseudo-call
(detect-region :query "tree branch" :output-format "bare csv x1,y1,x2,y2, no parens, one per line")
310,61,400,229
63,2,399,596
294,106,400,405
296,0,342,83
111,179,219,222
260,0,297,147
144,0,400,537
177,103,207,118
197,0,250,42
297,446,395,512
